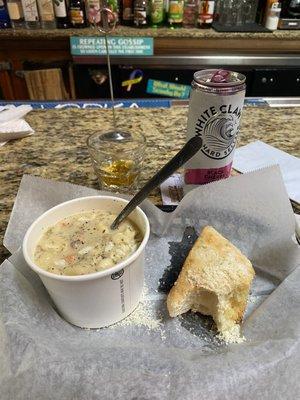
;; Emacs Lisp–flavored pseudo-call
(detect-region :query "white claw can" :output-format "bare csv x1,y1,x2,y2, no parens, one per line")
185,69,246,185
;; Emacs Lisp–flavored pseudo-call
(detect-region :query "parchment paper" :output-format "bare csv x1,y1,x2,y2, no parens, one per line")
1,166,299,400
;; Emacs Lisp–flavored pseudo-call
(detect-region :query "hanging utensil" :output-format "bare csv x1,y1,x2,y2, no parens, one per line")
93,2,118,130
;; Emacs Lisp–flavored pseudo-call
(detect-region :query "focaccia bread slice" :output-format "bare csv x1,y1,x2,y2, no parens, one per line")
167,226,255,334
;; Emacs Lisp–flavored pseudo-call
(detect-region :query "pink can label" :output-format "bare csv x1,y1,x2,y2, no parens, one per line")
185,162,233,185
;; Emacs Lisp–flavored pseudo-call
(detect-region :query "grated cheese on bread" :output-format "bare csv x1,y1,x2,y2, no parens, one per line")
167,226,255,335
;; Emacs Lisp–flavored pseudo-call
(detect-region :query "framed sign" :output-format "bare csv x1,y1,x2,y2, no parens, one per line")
70,36,154,56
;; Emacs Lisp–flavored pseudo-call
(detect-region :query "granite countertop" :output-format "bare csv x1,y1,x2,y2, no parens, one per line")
1,26,300,40
1,105,299,262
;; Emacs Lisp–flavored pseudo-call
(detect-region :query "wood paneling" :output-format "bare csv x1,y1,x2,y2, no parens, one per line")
0,70,14,99
0,33,299,99
1,36,300,55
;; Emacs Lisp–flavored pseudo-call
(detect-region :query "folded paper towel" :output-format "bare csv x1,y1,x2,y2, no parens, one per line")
233,140,300,204
0,105,34,146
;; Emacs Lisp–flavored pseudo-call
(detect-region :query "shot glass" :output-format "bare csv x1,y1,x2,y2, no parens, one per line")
87,130,146,193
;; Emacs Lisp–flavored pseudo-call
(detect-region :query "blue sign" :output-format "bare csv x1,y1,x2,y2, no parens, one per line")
147,79,191,99
70,36,154,56
0,99,172,109
244,98,269,107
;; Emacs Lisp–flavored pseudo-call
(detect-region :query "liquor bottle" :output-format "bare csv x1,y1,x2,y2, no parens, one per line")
121,0,133,25
133,0,149,27
256,0,267,24
69,0,86,27
108,0,119,25
37,0,56,28
7,0,24,28
263,0,281,30
21,0,40,28
164,0,168,16
85,0,100,25
288,0,300,18
198,0,215,28
0,0,12,27
150,0,164,27
168,0,184,27
54,0,70,28
182,0,197,27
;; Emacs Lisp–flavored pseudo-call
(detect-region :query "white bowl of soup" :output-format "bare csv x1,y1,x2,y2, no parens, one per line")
23,196,150,329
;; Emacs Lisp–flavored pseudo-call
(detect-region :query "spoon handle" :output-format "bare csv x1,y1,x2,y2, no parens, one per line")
111,135,202,229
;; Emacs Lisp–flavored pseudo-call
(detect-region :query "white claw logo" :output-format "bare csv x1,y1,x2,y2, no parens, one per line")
201,114,239,160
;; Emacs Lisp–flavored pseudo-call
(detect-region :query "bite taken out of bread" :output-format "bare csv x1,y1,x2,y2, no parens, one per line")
167,226,255,335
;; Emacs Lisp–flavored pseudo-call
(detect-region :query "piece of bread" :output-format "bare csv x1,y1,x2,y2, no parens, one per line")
167,226,255,334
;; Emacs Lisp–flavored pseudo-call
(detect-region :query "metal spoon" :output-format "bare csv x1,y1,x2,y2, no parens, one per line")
111,135,203,229
93,3,118,130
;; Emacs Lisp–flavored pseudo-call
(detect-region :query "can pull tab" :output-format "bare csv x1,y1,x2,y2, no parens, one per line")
211,70,230,83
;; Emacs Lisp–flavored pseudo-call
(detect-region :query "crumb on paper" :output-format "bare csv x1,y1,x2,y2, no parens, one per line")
89,284,246,345
108,286,166,340
112,301,162,330
218,325,246,344
177,312,246,346
248,294,259,304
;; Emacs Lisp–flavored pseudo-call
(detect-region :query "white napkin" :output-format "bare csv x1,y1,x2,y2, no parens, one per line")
160,173,184,205
233,140,300,204
0,105,34,146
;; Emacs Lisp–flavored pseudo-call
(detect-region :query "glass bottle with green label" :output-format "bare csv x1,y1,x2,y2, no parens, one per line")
108,0,120,25
150,0,164,27
168,0,183,27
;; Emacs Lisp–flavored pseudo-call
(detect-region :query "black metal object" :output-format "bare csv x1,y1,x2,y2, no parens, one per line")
111,135,203,229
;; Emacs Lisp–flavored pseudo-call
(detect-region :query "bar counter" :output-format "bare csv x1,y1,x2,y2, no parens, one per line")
1,104,299,262
1,26,300,40
1,27,300,54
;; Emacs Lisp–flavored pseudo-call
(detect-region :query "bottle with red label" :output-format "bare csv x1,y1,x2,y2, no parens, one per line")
198,0,215,28
183,0,197,27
